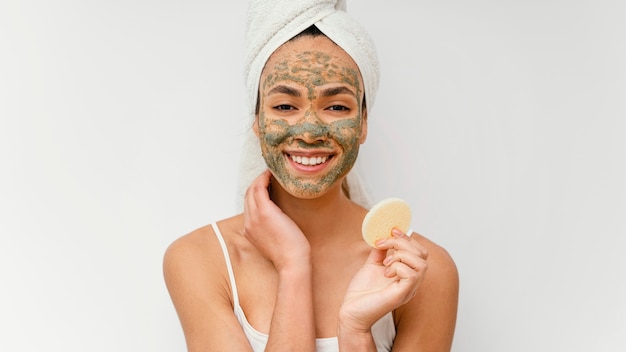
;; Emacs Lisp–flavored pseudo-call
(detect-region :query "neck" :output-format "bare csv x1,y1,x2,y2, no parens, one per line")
269,177,359,245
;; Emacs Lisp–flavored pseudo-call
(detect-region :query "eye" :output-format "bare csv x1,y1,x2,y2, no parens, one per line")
273,104,297,111
327,105,350,111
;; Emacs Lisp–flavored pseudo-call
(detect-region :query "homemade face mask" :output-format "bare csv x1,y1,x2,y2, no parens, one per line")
257,43,365,198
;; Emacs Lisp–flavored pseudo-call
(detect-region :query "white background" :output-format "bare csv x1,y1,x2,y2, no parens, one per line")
1,0,624,351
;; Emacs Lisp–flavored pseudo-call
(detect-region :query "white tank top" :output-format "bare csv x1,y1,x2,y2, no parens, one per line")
211,223,396,351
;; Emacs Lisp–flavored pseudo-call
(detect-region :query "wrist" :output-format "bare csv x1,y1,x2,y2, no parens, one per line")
337,306,375,334
337,322,376,352
337,314,371,335
276,259,312,277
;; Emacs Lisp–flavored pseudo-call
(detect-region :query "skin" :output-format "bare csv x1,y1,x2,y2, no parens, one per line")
163,35,459,352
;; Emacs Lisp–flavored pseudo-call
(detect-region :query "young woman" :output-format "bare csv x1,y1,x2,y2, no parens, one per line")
164,3,458,351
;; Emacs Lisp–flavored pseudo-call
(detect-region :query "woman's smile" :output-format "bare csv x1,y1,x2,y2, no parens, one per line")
288,154,330,167
285,150,335,173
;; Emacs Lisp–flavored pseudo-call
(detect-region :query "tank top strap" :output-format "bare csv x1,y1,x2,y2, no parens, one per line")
211,222,241,308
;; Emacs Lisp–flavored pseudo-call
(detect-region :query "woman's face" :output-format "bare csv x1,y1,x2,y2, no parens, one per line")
255,35,367,199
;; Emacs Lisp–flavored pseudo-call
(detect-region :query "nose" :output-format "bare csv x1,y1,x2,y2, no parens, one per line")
296,110,329,144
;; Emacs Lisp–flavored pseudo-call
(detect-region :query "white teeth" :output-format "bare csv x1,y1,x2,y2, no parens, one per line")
291,155,328,166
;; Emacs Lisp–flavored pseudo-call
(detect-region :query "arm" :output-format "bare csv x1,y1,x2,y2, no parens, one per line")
243,170,316,352
266,263,315,351
163,228,253,352
391,238,459,351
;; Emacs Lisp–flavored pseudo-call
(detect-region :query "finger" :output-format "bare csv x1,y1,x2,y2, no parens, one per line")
249,169,271,196
255,169,272,188
378,240,428,264
384,262,423,304
246,170,271,213
244,179,258,218
253,170,278,209
244,170,271,232
377,230,429,260
243,189,256,237
385,259,427,282
393,228,411,239
383,250,428,272
365,247,387,266
405,233,429,261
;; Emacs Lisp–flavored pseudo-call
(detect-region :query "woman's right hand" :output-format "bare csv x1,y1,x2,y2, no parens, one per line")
339,229,429,333
243,169,311,271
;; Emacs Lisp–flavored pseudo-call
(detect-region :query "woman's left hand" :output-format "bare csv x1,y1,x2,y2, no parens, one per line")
339,228,429,333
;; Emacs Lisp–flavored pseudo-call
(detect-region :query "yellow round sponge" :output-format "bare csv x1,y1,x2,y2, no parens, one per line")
362,198,412,248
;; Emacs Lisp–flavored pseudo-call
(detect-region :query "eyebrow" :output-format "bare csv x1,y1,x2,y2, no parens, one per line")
267,85,302,97
320,86,356,98
266,85,357,99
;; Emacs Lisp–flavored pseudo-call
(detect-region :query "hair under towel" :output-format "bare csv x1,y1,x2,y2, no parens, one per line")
236,0,380,210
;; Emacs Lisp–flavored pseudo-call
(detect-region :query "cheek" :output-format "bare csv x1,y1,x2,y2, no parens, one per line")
329,118,361,148
259,117,291,148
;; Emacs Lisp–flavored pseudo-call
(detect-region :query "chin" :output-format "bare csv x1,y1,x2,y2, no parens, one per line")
267,158,352,200
283,182,329,200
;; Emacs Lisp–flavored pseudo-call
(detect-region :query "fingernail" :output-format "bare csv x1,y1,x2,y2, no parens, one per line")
375,239,386,247
392,228,404,237
383,256,392,265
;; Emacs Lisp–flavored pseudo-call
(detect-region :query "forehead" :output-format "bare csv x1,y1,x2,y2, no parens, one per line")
261,35,363,90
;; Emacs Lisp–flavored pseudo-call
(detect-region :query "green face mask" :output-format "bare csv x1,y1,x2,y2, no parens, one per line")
257,46,364,199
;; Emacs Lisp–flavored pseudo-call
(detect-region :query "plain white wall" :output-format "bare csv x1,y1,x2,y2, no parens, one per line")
1,0,624,351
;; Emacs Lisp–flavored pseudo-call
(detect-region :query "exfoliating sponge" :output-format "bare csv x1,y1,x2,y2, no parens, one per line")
361,198,412,247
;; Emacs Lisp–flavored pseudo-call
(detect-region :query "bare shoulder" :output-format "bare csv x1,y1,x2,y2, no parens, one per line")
162,220,228,305
392,232,459,351
163,222,219,276
412,232,459,281
163,215,244,294
162,215,252,351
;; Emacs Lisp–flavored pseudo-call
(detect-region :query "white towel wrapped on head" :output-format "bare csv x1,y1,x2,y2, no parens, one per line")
237,0,380,210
